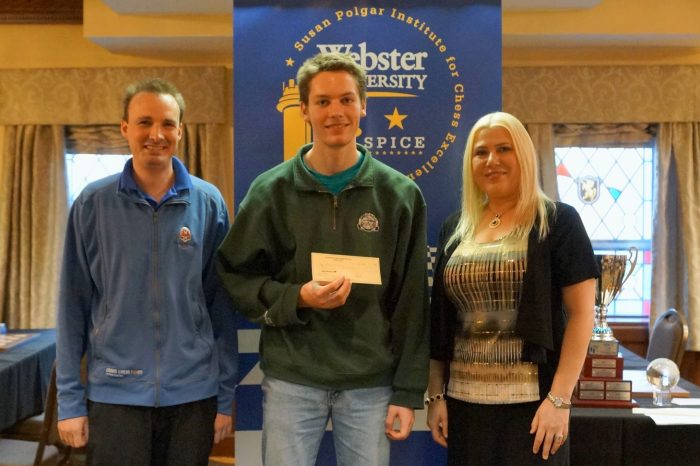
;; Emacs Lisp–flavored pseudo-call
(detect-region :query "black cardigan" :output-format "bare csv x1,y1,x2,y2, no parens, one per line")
430,202,599,397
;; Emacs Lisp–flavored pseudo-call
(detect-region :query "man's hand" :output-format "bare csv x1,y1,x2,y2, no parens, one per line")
213,413,233,444
298,276,351,309
58,416,89,448
384,405,415,441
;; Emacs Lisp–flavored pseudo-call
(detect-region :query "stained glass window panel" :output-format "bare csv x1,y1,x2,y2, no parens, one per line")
555,146,653,318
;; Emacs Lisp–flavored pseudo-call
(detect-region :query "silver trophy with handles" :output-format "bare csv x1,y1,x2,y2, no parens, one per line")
589,247,638,354
575,247,639,407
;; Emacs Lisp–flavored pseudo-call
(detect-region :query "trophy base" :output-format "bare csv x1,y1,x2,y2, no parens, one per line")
572,395,637,409
588,338,620,356
582,353,624,379
573,376,635,408
653,390,674,407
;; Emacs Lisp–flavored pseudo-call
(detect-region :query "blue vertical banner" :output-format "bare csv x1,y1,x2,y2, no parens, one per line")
233,1,501,464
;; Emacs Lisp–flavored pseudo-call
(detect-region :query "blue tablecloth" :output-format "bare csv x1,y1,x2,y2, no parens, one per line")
0,329,56,431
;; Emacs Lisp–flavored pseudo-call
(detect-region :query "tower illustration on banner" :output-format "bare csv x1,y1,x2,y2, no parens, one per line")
276,79,311,161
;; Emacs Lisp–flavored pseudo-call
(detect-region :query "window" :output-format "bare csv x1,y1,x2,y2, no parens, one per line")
555,145,654,318
65,153,131,204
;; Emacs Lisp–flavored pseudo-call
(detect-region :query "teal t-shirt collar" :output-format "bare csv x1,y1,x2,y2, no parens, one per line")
302,150,364,195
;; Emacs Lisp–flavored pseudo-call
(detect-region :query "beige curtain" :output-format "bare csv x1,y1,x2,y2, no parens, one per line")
180,123,233,214
654,123,700,351
554,123,657,147
64,125,129,155
0,125,67,329
0,67,227,126
503,66,700,124
525,123,559,200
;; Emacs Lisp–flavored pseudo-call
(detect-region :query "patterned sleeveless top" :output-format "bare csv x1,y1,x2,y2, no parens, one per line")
443,234,539,404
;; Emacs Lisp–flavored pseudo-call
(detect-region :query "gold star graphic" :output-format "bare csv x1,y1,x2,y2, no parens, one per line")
285,57,295,67
384,107,408,130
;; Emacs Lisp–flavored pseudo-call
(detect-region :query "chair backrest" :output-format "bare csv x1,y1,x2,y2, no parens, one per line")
2,357,87,465
36,361,61,464
1,361,62,465
647,308,689,367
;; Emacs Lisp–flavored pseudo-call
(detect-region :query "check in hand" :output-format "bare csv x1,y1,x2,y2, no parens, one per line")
298,276,352,309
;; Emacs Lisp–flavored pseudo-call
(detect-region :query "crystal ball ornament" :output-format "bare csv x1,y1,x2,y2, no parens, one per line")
646,358,680,407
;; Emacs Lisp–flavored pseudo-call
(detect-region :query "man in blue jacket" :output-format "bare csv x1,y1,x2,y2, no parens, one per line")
56,78,237,465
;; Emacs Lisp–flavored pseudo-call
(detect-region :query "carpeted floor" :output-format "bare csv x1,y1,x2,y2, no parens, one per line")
0,439,64,466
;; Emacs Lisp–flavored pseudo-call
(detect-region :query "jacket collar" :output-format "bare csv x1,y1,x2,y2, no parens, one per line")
292,143,375,192
118,156,192,203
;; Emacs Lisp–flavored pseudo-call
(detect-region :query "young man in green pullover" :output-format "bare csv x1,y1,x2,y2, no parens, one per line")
217,52,429,466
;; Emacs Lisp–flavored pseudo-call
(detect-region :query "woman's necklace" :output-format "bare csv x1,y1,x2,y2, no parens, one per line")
487,205,513,229
488,211,502,229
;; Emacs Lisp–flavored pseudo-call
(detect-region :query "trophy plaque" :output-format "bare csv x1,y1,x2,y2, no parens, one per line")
574,247,638,408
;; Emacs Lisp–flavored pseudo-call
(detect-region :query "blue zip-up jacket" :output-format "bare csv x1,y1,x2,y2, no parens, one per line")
56,157,237,420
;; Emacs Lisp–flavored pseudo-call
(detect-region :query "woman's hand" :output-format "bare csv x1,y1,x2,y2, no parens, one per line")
530,399,570,460
427,400,448,447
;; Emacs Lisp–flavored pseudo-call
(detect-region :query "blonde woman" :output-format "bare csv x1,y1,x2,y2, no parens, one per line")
427,112,597,465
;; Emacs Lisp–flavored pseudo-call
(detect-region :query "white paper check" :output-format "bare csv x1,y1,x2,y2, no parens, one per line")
311,252,382,285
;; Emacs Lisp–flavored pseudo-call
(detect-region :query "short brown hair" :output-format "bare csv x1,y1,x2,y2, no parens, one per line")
296,52,367,104
122,78,186,123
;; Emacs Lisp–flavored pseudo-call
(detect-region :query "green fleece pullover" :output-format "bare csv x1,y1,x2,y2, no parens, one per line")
217,144,429,408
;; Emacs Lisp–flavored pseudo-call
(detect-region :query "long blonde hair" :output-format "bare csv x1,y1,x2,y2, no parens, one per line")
450,111,554,245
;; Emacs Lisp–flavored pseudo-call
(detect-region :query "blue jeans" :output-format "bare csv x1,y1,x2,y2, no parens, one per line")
261,375,392,466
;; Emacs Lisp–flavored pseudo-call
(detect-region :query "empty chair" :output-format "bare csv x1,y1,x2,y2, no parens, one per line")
1,362,65,465
647,308,689,367
1,361,81,465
